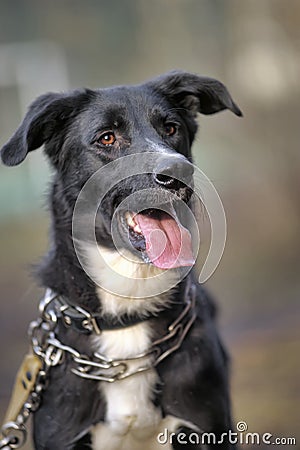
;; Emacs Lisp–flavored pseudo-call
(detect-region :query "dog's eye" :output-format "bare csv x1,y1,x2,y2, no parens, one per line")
97,132,116,146
164,123,177,137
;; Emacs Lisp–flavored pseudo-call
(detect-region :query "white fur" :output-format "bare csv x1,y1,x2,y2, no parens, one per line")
82,244,180,316
91,324,198,450
83,244,197,449
92,414,198,450
91,322,162,449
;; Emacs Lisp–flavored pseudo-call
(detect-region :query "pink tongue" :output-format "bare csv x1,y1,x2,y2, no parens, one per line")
135,213,195,269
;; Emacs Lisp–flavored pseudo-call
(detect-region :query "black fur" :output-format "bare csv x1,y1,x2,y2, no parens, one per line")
1,71,242,449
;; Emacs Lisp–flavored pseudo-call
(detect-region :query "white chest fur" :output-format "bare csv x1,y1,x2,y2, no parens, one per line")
91,322,161,449
83,243,197,449
91,323,195,450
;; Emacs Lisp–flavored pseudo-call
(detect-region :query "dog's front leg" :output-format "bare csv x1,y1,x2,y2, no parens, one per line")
32,361,104,450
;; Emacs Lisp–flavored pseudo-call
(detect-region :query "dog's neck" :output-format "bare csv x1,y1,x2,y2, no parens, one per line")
82,243,183,317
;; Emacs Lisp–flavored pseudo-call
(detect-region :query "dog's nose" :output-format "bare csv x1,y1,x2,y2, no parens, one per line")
154,156,194,188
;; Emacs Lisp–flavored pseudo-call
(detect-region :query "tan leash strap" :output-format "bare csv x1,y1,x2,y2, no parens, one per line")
4,353,42,424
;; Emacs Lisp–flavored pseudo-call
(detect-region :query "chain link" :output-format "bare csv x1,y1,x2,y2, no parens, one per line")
0,292,61,449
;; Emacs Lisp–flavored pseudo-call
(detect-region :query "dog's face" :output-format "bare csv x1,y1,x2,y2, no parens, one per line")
1,71,241,272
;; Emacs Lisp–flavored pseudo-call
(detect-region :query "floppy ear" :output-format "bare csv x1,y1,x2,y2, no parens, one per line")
148,70,242,117
1,89,91,166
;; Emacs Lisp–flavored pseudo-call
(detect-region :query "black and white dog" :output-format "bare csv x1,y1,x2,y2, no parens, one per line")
1,71,242,449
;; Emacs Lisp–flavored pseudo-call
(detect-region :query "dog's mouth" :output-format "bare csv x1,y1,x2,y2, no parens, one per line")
124,209,195,269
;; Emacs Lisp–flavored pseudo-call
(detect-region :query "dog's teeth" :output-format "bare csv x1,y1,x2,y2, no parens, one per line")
128,217,135,228
125,211,142,234
133,224,142,234
125,212,135,228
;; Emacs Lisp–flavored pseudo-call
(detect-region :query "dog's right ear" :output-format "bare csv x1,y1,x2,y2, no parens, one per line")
1,90,91,166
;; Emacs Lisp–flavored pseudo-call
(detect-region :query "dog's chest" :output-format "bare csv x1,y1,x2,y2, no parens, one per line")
91,323,177,450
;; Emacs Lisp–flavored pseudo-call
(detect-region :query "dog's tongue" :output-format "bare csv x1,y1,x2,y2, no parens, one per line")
135,212,195,269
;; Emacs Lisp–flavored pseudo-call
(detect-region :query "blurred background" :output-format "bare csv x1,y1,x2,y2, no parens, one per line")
0,1,299,448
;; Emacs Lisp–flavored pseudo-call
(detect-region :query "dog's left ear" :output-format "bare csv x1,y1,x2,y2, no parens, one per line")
1,89,91,166
148,70,242,117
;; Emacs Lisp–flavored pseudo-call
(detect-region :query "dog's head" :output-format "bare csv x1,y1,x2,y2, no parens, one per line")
1,71,241,272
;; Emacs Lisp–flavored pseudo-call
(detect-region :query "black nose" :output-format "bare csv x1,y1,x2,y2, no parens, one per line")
154,155,194,189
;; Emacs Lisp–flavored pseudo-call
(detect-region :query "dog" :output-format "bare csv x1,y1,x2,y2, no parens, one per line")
1,71,242,450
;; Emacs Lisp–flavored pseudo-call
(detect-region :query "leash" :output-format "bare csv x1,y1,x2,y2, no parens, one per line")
0,280,196,449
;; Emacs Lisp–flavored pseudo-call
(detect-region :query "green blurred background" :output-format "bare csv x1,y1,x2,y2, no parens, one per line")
0,1,299,448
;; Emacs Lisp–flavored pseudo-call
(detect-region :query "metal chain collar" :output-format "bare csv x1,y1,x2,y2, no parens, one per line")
30,284,196,382
0,282,196,448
